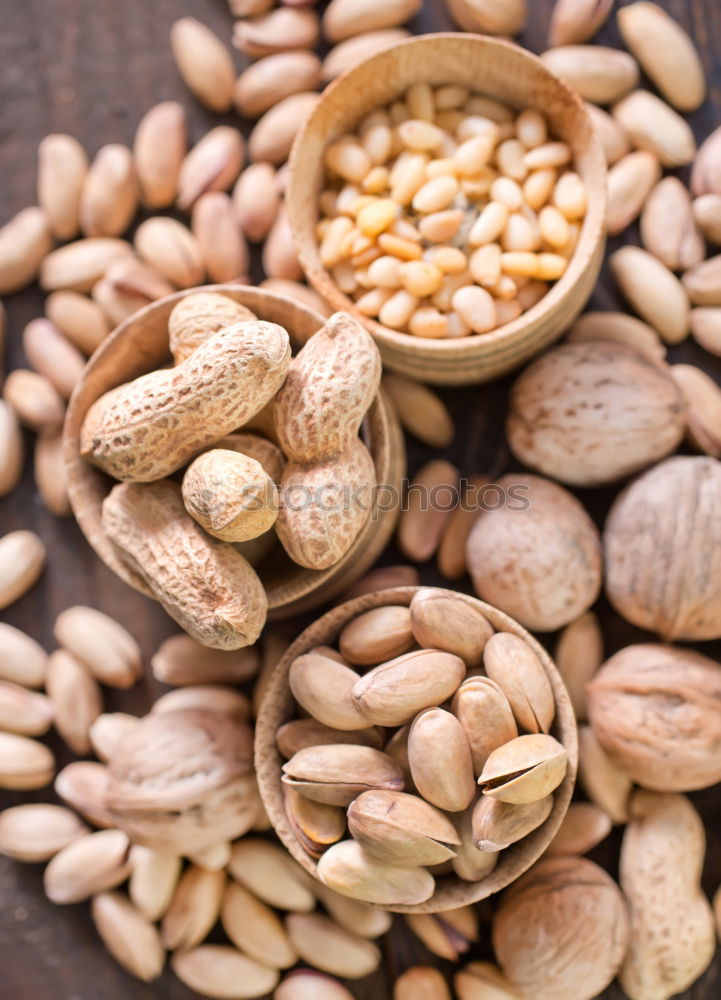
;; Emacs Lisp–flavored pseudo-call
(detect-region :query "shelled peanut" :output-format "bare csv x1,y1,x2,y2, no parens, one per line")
313,85,586,339
277,588,567,906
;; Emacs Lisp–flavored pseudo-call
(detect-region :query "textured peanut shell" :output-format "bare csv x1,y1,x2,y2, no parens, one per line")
102,480,267,649
587,643,721,792
467,474,602,632
276,437,376,570
493,855,629,1000
182,448,278,543
274,312,381,464
81,320,290,482
620,790,715,1000
167,291,257,363
604,455,721,640
105,709,258,853
506,341,686,486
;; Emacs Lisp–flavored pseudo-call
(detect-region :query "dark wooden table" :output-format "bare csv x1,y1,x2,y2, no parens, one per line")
2,0,721,997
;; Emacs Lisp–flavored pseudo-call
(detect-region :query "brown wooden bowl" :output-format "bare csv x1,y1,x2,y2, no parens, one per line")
287,33,607,386
63,285,406,621
255,586,578,913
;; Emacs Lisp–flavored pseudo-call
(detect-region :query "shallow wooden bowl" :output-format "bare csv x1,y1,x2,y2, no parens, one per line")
287,33,607,385
255,586,578,913
63,285,406,620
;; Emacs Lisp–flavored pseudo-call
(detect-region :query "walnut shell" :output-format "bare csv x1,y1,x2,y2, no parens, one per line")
105,709,257,853
493,855,629,1000
604,455,721,639
587,643,721,792
506,341,686,486
466,474,602,632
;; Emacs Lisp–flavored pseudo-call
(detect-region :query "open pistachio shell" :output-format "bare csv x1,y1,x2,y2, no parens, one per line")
347,789,461,867
282,744,404,806
479,734,568,804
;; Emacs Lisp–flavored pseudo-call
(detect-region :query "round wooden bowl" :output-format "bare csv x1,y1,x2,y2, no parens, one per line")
63,285,406,621
287,33,607,386
255,586,578,913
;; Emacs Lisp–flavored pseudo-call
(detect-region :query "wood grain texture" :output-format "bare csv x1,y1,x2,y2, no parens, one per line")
2,0,721,997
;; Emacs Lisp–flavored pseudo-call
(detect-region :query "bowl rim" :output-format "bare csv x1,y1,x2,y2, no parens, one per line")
288,31,608,358
62,284,406,618
255,585,579,914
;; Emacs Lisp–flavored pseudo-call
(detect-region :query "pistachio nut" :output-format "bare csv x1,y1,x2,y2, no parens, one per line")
452,805,500,883
289,652,370,731
54,760,114,828
128,846,181,922
286,912,381,979
161,865,225,950
385,725,414,790
351,649,466,726
577,725,632,824
347,789,461,866
276,718,384,757
483,632,555,734
396,965,453,1000
405,906,479,962
452,676,518,774
171,945,279,999
408,708,476,812
472,794,554,851
43,829,132,904
338,605,415,665
317,839,435,906
409,589,494,666
221,881,298,970
275,970,355,1000
91,891,165,983
282,744,404,806
0,803,88,863
228,837,316,912
547,802,612,857
479,734,568,804
455,961,523,1000
284,784,346,858
316,884,392,939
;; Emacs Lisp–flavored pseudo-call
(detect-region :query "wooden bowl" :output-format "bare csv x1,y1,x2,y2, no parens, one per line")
287,33,607,386
63,285,406,620
255,586,578,913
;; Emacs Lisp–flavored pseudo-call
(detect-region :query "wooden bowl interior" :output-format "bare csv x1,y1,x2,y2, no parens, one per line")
255,586,578,914
63,285,405,619
288,32,607,383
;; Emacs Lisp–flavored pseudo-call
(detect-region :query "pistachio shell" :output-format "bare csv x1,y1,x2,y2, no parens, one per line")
229,837,316,912
409,590,494,666
316,884,393,938
483,632,555,734
577,725,632,824
452,807,500,883
289,653,369,731
347,789,461,866
408,708,476,812
284,784,346,858
286,913,381,979
397,966,454,1000
276,718,384,757
452,677,518,774
405,907,478,963
317,839,435,906
479,734,568,805
282,744,404,806
352,649,466,726
338,605,414,665
455,961,523,1000
472,794,554,851
171,945,279,999
547,802,612,857
221,881,298,970
161,865,225,950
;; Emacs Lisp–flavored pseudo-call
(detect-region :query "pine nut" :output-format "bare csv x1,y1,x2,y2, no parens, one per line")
452,285,497,334
412,176,460,213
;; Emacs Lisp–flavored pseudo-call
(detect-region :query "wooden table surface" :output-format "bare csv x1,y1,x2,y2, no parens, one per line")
2,0,721,997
